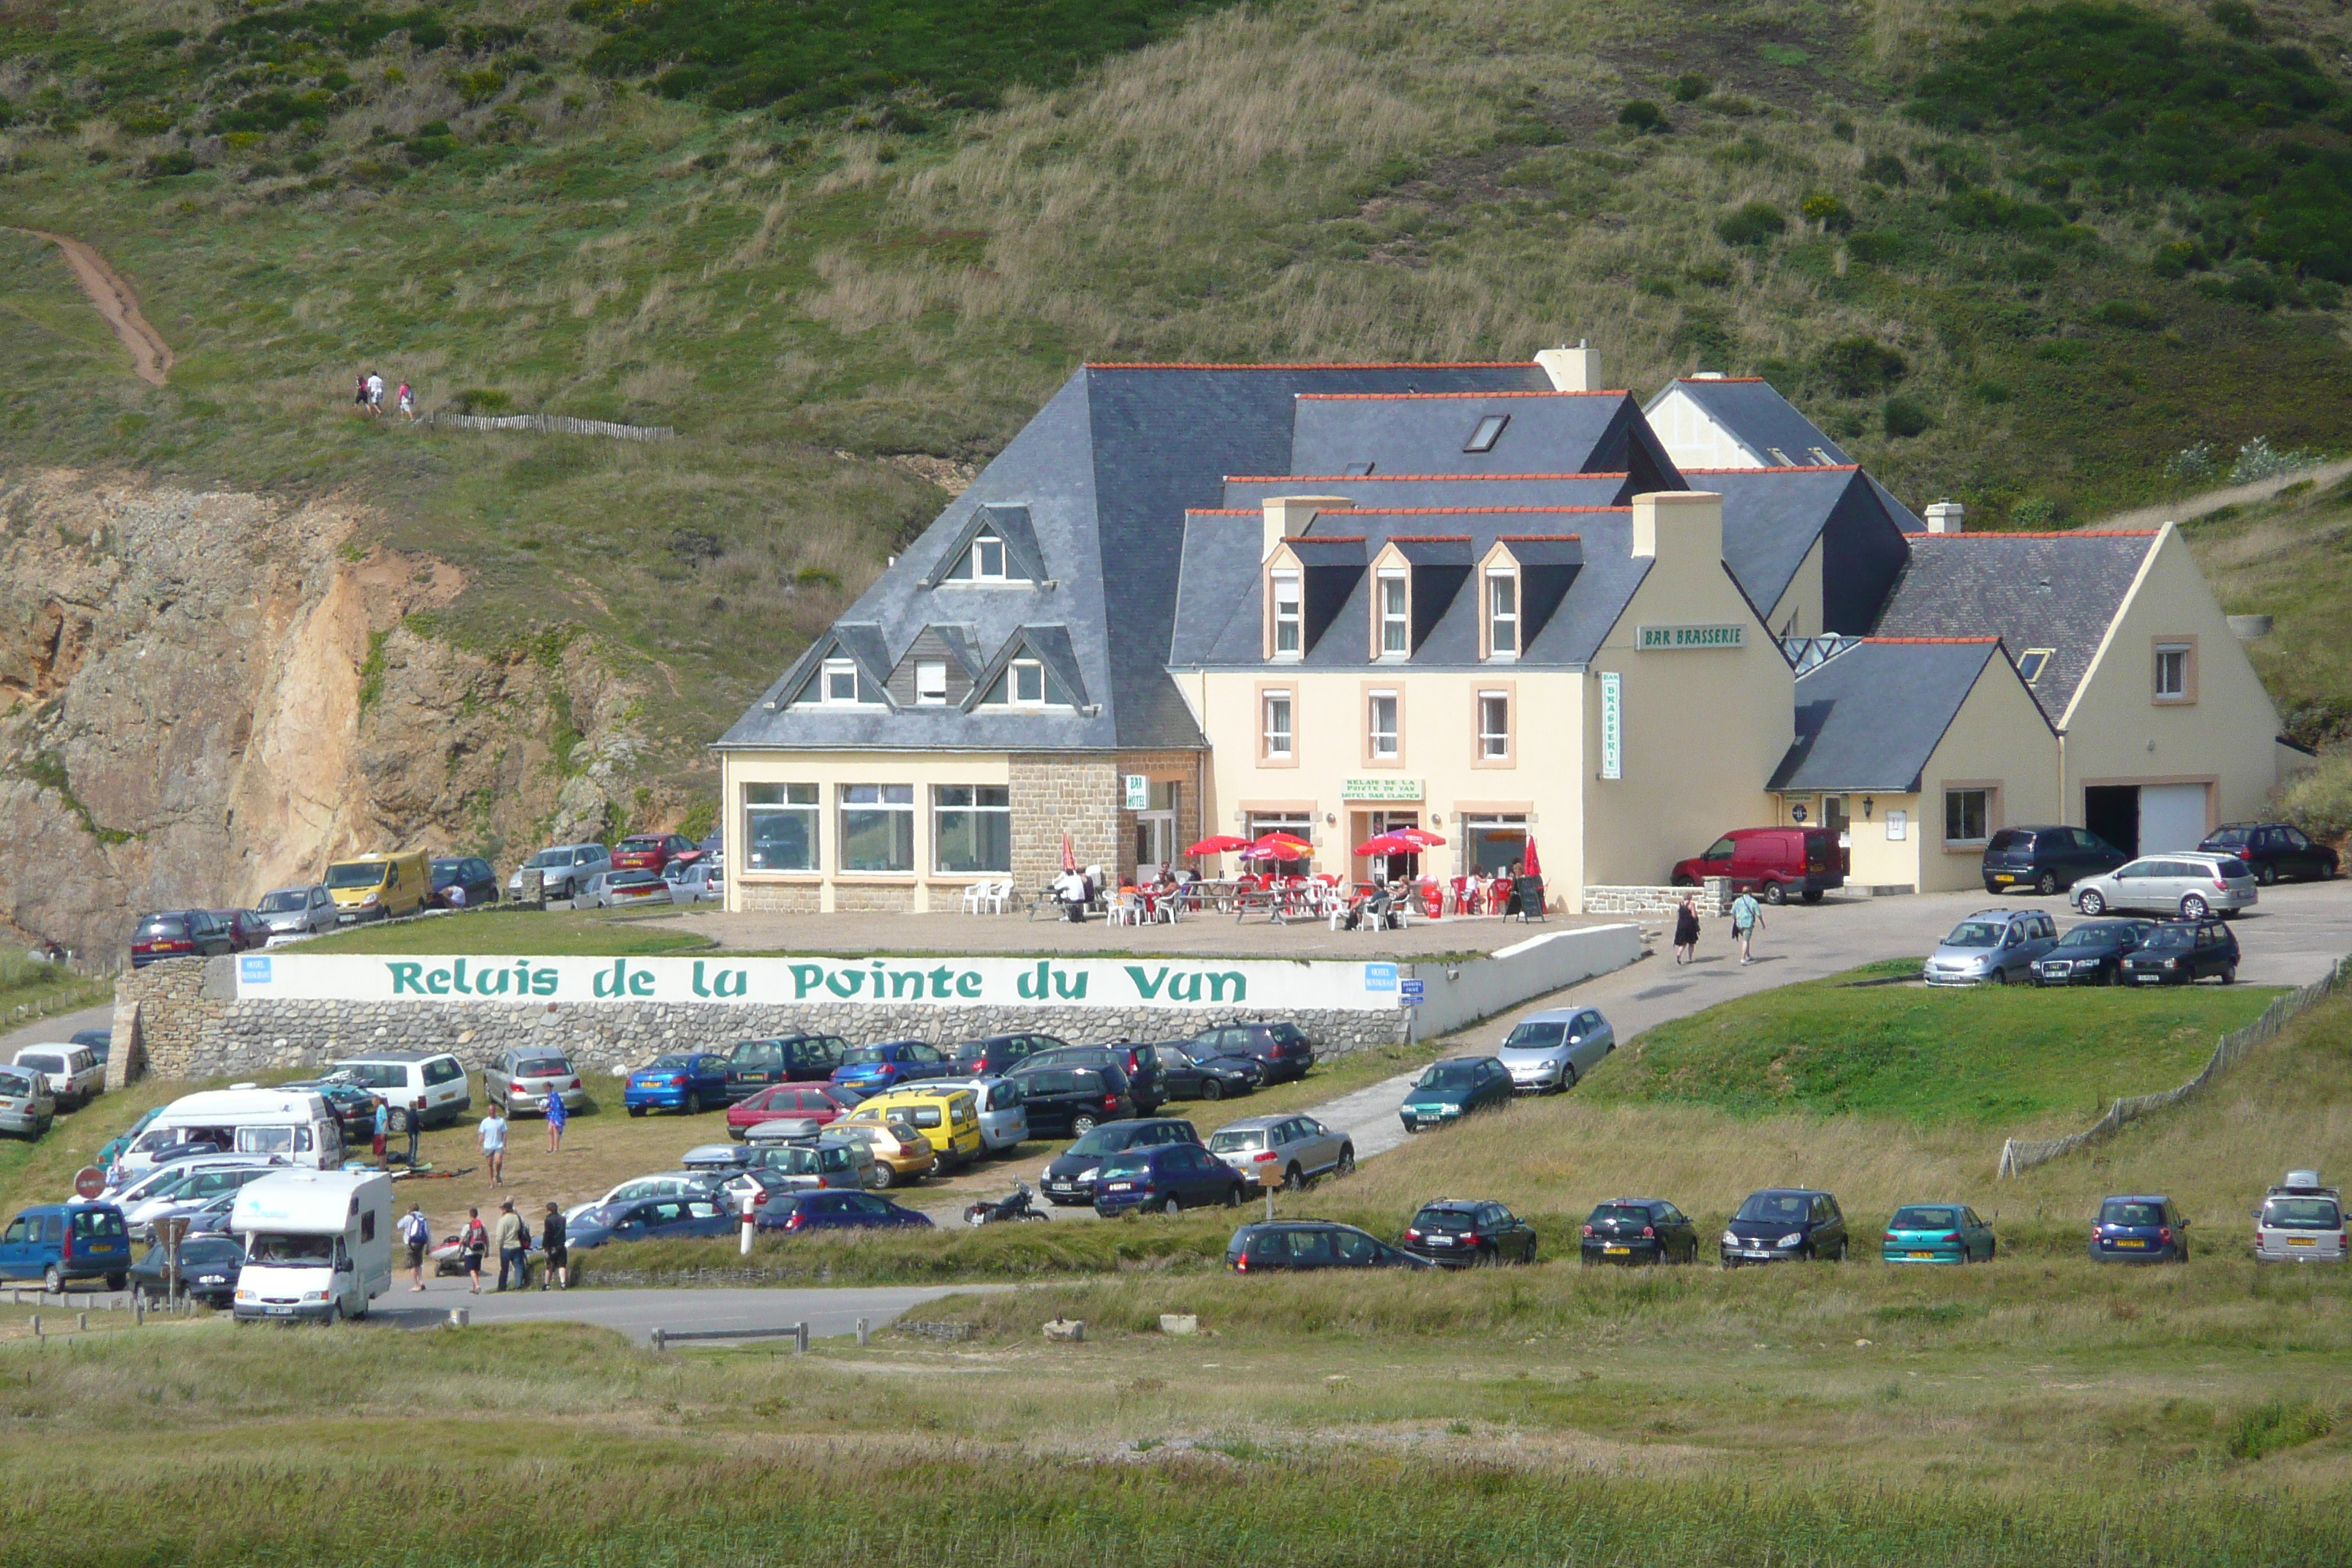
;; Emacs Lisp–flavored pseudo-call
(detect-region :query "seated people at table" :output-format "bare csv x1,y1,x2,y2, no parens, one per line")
1501,861,1525,917
1053,867,1090,921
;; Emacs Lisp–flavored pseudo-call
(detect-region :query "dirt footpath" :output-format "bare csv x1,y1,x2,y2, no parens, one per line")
8,228,173,386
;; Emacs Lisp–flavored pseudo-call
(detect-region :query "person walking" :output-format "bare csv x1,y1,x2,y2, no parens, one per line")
396,380,415,421
1673,894,1701,965
404,1094,425,1166
1730,889,1763,965
494,1198,529,1292
365,370,385,415
544,1085,568,1153
370,1096,390,1163
399,1202,432,1292
355,372,370,413
459,1207,488,1294
478,1105,507,1185
538,1202,568,1291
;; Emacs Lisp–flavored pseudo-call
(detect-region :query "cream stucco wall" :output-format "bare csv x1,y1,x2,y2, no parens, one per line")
1918,653,2062,892
722,750,1013,913
2059,524,2283,832
1765,535,1825,641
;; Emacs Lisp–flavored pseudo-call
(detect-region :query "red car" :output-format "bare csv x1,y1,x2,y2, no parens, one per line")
726,1082,862,1140
610,833,700,873
1670,827,1845,905
209,908,275,952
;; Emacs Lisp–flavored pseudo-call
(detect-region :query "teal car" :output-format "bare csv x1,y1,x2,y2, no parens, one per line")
97,1107,165,1172
1398,1057,1513,1134
1881,1202,1997,1264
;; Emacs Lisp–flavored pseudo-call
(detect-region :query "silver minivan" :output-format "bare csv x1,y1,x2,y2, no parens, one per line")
1923,909,2059,986
1496,1007,1616,1093
509,843,613,902
2072,853,2258,920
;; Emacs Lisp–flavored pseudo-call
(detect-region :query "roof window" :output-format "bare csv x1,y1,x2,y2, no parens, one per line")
1463,414,1509,453
2016,649,2053,685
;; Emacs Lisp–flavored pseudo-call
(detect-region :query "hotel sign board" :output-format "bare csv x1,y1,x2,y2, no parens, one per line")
1341,777,1424,801
1637,623,1744,651
1599,672,1622,781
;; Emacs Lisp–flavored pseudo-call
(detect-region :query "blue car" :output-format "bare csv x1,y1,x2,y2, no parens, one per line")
624,1053,731,1117
0,1202,134,1292
1093,1143,1252,1216
829,1040,952,1096
567,1196,737,1251
2090,1194,2192,1264
769,1191,933,1234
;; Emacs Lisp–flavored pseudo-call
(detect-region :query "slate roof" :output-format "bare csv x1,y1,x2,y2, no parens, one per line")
1289,391,1684,492
1173,507,1648,670
716,361,1547,753
1646,377,1851,467
1769,638,2023,792
1220,472,1642,511
1680,466,1921,635
1869,532,2158,723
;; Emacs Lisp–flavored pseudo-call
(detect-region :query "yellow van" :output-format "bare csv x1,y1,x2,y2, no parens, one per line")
852,1088,984,1172
325,851,432,922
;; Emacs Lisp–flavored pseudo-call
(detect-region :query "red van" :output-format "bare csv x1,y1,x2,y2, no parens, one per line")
1671,828,1845,904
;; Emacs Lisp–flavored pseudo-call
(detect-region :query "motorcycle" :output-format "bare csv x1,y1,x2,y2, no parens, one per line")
964,1180,1048,1226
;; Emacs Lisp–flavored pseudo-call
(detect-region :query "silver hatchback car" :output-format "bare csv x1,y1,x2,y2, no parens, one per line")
2072,853,2258,920
1923,909,2059,986
0,1063,54,1138
1207,1114,1354,1191
1495,1006,1616,1093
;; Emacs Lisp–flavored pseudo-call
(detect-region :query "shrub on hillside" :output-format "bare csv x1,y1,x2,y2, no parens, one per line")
2094,300,2163,330
1672,72,1711,102
452,388,512,415
2271,750,2352,845
1882,396,1930,438
1618,99,1667,133
1715,201,1786,246
2230,436,2323,483
1859,151,1908,185
1800,191,1855,232
1815,336,1907,396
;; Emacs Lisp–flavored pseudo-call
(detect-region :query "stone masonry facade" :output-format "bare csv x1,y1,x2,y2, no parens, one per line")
116,956,1406,1085
1115,748,1205,886
1582,878,1733,916
1010,753,1120,894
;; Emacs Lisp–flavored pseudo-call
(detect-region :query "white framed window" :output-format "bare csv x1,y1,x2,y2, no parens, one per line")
840,785,916,872
1944,788,1990,845
915,660,949,705
1368,690,1400,759
972,533,1007,580
1270,573,1302,658
1487,571,1518,658
2155,642,2193,701
1477,690,1510,760
2016,648,2051,685
821,658,859,704
1262,690,1293,760
1011,659,1045,706
933,786,1011,873
1378,573,1409,657
744,783,818,872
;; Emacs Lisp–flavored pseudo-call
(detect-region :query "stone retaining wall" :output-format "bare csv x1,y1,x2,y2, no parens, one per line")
1582,880,1730,916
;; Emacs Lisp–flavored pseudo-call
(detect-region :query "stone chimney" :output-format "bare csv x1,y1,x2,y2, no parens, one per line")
1925,500,1965,535
1535,339,1603,392
1630,490,1723,565
1262,495,1355,560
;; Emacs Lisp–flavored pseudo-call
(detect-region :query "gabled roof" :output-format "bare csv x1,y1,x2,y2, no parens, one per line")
1679,466,1920,633
921,502,1049,587
1770,638,2021,792
965,624,1091,712
1645,377,1852,468
1221,472,1640,511
1869,532,2160,723
1289,391,1684,491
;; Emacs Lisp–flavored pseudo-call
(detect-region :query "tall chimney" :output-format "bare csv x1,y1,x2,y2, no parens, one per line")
1925,500,1965,535
1262,495,1355,560
1630,490,1723,564
1535,339,1603,393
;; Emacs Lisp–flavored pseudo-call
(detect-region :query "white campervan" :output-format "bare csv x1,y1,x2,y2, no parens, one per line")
116,1088,345,1179
230,1169,393,1324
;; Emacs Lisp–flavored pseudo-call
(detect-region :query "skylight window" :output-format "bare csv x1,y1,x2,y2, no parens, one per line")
1766,447,1794,465
1463,414,1509,453
1808,447,1836,466
2017,649,2053,685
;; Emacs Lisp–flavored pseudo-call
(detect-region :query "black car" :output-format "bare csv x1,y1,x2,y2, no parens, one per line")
949,1033,1065,1077
1026,1042,1166,1114
1401,1199,1538,1267
128,1233,244,1308
284,1077,382,1145
720,1034,848,1102
431,856,502,908
1580,1197,1700,1265
1155,1042,1263,1101
1180,1022,1316,1085
2119,919,2239,985
2200,822,2339,886
1227,1220,1435,1273
129,910,235,968
1721,1188,1848,1265
1041,1117,1202,1206
1980,825,2126,896
70,1028,111,1067
1005,1061,1134,1139
2030,919,2157,987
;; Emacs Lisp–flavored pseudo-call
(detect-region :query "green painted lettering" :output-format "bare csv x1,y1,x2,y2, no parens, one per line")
451,958,472,995
956,971,981,998
1207,972,1246,1003
532,968,559,997
388,962,425,995
593,961,627,998
629,970,654,996
1124,965,1168,1000
1017,961,1050,1000
1052,970,1088,1000
693,960,714,998
1169,973,1203,1003
791,964,825,999
928,965,956,999
426,968,451,995
825,969,864,998
715,969,748,998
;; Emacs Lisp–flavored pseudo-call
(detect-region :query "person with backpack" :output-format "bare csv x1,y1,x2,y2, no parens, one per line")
396,380,415,421
399,1203,432,1292
493,1198,530,1292
1730,889,1763,965
459,1207,489,1294
538,1202,568,1291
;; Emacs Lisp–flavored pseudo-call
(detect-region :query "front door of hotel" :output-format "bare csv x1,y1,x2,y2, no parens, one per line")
1349,810,1421,886
1134,781,1179,882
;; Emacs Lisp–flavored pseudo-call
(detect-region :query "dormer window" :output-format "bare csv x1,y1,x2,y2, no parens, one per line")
1010,659,1045,706
822,658,859,705
1487,571,1518,659
1378,572,1409,657
2016,648,2052,685
972,533,1007,579
1270,571,1302,659
1464,414,1508,453
916,661,949,705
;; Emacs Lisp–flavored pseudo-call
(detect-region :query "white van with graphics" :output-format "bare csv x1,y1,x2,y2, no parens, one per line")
231,1169,393,1323
117,1088,345,1179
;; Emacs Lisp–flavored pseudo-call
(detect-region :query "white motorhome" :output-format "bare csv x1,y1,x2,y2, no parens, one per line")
117,1088,345,1178
230,1169,393,1323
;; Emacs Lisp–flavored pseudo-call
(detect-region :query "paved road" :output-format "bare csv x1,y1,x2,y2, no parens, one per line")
0,1001,113,1056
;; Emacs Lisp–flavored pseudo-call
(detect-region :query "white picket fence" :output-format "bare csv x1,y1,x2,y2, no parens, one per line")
1997,956,2348,1177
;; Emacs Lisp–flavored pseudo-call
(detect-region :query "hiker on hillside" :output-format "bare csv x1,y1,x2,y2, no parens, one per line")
1731,889,1763,965
355,372,370,412
396,380,415,420
539,1202,569,1292
399,1202,431,1292
459,1206,488,1294
365,370,385,415
494,1198,530,1292
1673,894,1701,965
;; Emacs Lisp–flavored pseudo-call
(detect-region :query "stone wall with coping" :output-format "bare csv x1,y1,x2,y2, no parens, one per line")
1581,879,1732,916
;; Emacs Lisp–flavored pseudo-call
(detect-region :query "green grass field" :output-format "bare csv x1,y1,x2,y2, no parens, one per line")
1580,960,2281,1125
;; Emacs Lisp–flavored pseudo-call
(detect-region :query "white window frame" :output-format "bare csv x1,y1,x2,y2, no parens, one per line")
1270,572,1302,660
1944,788,1991,846
932,785,1011,875
839,785,916,873
2155,643,2192,701
1262,690,1293,760
1010,658,1046,707
915,660,949,706
1486,570,1518,660
1477,690,1510,761
821,658,859,705
1377,571,1409,658
743,783,819,872
972,533,1008,581
2016,648,2052,685
1368,690,1400,760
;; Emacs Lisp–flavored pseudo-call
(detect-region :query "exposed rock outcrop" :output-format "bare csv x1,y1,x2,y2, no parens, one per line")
0,468,656,959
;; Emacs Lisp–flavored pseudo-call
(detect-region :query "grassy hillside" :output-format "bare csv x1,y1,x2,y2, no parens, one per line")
6,0,2352,791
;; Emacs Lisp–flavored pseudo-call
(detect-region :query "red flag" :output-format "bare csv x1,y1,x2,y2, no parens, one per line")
1061,832,1076,874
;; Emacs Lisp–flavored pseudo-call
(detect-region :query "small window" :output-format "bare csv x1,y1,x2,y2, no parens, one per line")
1270,573,1302,657
1262,690,1293,759
2016,649,2052,684
1767,447,1794,465
1477,690,1510,760
1379,573,1409,657
1487,572,1518,657
361,1210,377,1243
973,534,1007,580
1463,413,1509,453
821,658,859,705
1368,691,1400,759
1945,788,1990,845
1010,659,1045,706
2155,642,2192,701
915,661,949,706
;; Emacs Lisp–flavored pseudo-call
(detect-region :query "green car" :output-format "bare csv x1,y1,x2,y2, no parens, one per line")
1881,1202,1997,1264
1398,1057,1514,1134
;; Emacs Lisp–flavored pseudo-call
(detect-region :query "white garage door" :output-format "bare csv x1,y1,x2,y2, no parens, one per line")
2138,784,2209,853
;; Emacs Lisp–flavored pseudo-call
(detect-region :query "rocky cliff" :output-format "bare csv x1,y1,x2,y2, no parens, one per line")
0,468,659,961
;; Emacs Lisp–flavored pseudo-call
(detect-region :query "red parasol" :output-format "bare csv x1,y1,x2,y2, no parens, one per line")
1186,834,1253,856
1393,827,1447,848
1061,832,1077,875
1354,832,1425,856
1245,833,1313,862
1521,835,1542,879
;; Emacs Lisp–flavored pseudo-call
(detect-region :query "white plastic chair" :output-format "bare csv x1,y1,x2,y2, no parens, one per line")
961,883,990,915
